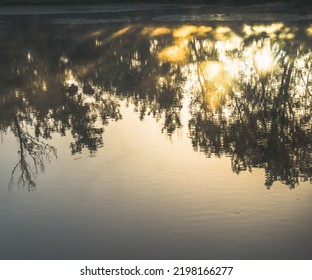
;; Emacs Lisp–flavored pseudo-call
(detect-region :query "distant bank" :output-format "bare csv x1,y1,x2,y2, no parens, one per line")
0,1,311,18
0,0,310,6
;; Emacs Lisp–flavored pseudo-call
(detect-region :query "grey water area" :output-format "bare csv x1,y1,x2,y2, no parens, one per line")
0,5,312,259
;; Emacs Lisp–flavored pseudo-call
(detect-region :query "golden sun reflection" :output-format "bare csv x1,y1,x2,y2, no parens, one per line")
89,30,104,37
173,25,198,38
154,22,304,113
42,81,47,92
200,61,223,80
173,25,212,38
141,27,172,37
243,23,284,37
150,27,171,37
254,45,274,73
64,69,78,86
158,40,189,63
200,61,232,110
197,26,213,36
213,26,232,40
59,55,69,64
307,25,312,36
111,26,132,39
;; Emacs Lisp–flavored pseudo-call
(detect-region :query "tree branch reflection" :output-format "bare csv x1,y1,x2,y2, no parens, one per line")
9,116,57,190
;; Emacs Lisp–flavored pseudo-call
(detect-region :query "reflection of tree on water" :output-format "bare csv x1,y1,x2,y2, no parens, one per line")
0,20,311,188
64,24,184,135
64,84,122,154
0,21,123,188
186,29,312,188
9,116,57,190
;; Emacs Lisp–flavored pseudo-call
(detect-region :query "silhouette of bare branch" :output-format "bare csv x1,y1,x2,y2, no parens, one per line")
9,116,57,191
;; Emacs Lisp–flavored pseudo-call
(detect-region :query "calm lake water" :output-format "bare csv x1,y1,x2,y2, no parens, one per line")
0,14,312,259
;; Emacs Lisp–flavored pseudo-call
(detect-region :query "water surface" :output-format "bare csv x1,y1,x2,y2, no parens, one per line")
0,15,312,259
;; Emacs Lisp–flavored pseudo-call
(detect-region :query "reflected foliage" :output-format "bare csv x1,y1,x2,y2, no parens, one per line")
184,27,312,188
0,19,311,188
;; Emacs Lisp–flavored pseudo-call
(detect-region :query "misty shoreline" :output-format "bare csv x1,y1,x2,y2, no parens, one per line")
0,3,311,16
